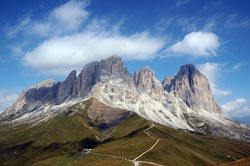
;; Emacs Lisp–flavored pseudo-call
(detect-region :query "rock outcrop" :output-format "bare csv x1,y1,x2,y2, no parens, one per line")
3,56,129,117
4,79,58,117
134,67,163,100
2,56,250,141
57,70,77,103
72,56,129,98
163,64,222,114
72,61,100,98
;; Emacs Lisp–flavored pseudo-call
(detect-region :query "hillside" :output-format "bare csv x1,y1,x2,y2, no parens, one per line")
1,98,250,166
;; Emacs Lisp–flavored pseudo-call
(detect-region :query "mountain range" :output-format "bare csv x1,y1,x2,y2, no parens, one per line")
0,56,250,166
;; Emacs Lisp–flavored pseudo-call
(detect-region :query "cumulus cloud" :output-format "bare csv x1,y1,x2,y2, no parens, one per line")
5,0,166,75
49,0,89,29
0,90,18,112
7,0,89,37
222,98,250,117
196,62,231,96
166,31,220,57
23,31,165,75
33,0,89,36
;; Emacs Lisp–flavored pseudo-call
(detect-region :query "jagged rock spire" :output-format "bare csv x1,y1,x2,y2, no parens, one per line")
163,64,222,114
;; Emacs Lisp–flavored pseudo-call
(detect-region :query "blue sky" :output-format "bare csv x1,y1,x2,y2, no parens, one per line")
0,0,250,118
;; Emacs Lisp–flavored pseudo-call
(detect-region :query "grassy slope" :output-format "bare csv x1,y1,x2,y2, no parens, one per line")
0,100,102,166
1,99,250,166
29,120,250,166
219,157,250,166
31,154,133,166
139,125,250,166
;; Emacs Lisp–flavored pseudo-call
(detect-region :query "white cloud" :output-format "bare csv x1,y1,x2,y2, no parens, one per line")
34,0,89,35
0,90,18,112
50,0,89,29
221,98,250,117
6,0,89,37
23,31,165,75
196,62,232,96
166,31,220,57
7,0,165,75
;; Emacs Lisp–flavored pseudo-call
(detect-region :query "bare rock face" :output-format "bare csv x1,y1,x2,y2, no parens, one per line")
3,56,249,141
57,70,77,103
3,56,129,117
99,56,129,75
134,67,163,100
72,56,129,98
162,75,175,88
4,79,58,117
163,64,222,114
72,61,100,98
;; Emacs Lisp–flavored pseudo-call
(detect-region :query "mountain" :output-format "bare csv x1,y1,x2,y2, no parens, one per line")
2,57,129,120
134,66,164,100
163,64,222,114
1,56,250,166
3,79,58,117
1,56,250,140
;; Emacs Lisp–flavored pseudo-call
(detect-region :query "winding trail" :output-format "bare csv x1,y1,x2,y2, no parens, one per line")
133,139,160,161
132,123,162,166
90,123,163,166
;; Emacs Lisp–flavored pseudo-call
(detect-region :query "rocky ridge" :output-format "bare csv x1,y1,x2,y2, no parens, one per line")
1,56,250,141
2,56,128,118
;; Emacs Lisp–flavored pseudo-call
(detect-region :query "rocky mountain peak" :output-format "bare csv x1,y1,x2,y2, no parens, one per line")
163,64,222,114
134,66,163,99
28,79,56,90
65,70,77,81
3,57,222,121
178,64,199,75
100,56,128,75
72,56,129,98
3,79,59,117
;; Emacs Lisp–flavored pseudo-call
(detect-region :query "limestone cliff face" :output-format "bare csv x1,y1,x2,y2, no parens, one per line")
72,56,129,98
72,61,100,98
163,64,222,114
4,79,58,116
2,57,249,142
134,67,163,100
57,70,77,103
3,56,129,117
162,75,175,88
